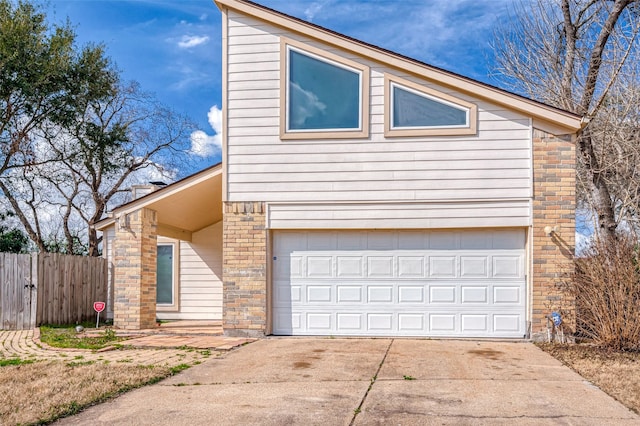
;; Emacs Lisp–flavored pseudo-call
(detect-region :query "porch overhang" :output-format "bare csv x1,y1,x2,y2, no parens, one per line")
94,164,223,241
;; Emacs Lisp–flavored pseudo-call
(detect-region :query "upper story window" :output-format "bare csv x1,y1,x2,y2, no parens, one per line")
281,38,370,139
385,74,477,137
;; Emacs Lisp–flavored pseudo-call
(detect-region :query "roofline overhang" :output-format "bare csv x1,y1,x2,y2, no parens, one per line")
214,0,583,133
92,163,223,231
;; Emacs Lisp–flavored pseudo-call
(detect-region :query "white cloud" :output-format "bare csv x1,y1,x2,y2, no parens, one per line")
189,105,223,158
177,35,209,49
290,82,326,127
207,104,222,134
304,2,326,21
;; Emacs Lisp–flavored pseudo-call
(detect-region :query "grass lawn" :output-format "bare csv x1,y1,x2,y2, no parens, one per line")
0,359,187,425
39,323,123,350
539,343,640,415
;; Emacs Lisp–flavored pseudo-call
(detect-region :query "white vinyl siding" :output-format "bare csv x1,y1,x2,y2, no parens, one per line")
267,201,531,229
225,12,533,227
157,222,223,321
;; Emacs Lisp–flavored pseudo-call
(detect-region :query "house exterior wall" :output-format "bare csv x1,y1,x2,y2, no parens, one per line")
104,221,224,322
224,11,533,229
113,208,157,330
157,222,224,321
222,202,267,337
220,9,577,337
531,129,575,334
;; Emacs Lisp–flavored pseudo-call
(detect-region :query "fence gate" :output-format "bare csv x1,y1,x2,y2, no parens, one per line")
0,253,37,330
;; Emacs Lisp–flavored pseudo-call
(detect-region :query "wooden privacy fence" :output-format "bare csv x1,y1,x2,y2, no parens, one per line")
0,253,107,330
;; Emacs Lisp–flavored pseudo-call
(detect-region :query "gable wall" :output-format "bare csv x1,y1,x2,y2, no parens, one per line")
225,12,533,228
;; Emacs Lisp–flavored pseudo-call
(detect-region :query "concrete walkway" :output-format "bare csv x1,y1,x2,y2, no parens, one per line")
0,329,254,368
56,338,639,425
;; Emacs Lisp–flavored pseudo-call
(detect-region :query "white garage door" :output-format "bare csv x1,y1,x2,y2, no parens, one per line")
272,230,526,338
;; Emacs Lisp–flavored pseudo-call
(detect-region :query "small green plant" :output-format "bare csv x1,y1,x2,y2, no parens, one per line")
0,357,35,367
403,375,416,380
169,364,190,375
353,408,361,414
66,360,96,367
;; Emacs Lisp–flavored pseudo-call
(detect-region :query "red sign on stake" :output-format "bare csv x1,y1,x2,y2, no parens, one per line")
93,301,106,313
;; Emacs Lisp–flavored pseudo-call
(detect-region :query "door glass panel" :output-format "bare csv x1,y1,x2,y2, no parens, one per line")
157,245,173,304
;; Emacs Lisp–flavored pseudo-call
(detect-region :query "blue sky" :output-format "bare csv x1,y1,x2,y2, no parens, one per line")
45,0,515,171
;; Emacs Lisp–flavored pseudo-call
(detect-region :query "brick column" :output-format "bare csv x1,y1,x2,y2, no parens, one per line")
531,129,575,337
223,202,267,337
113,208,158,330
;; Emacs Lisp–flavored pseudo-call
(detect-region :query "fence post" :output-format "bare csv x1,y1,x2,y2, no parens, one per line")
30,253,38,329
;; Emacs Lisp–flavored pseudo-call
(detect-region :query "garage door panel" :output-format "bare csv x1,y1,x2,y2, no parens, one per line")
429,256,457,277
398,232,427,249
461,286,488,303
492,230,525,249
307,233,337,250
367,286,394,303
336,256,362,277
307,312,332,330
398,256,425,277
398,313,425,331
337,285,362,303
460,256,489,277
367,232,396,250
336,313,363,330
430,286,456,303
307,285,332,303
273,230,526,338
274,281,301,304
429,232,458,249
398,286,425,303
307,256,333,277
430,314,456,332
461,314,489,332
494,314,521,332
367,256,394,277
492,256,522,278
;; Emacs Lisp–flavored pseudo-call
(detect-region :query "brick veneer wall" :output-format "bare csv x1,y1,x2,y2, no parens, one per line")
531,129,576,336
113,208,158,330
223,202,267,337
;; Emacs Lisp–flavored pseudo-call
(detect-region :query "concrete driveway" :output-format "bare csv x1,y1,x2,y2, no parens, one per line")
57,338,638,425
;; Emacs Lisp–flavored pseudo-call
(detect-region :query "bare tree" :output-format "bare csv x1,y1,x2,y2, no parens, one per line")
34,81,195,256
492,0,640,238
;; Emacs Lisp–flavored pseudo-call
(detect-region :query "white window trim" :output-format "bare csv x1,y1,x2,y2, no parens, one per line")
156,238,180,312
280,37,370,140
384,74,477,137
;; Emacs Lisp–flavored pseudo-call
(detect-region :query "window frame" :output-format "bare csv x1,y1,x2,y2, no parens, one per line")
156,238,180,312
280,37,370,140
384,74,477,137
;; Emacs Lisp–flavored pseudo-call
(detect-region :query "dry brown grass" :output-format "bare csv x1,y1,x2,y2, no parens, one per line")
539,343,640,414
0,360,174,425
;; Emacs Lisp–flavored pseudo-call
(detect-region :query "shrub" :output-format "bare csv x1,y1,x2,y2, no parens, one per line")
569,235,640,351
